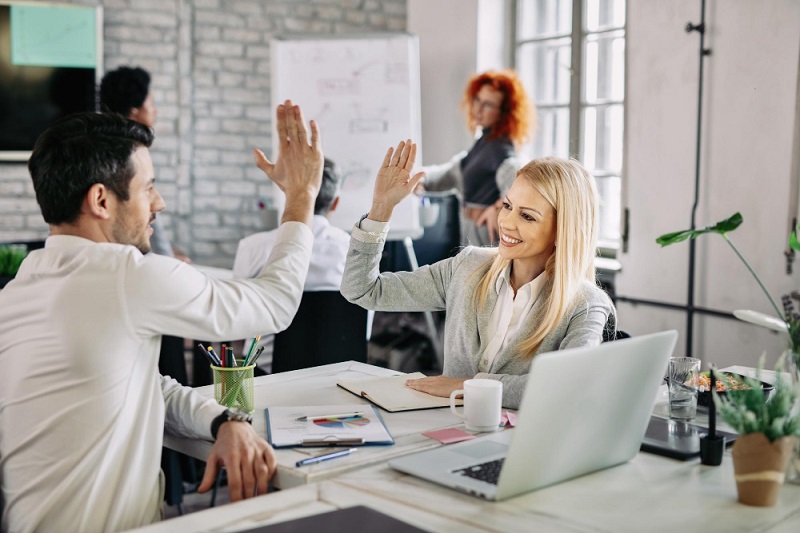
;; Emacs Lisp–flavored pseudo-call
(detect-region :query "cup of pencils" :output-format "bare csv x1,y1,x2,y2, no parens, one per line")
200,340,264,414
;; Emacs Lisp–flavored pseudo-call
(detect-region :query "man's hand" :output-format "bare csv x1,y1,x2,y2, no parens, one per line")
476,204,500,244
253,100,324,226
405,375,466,398
369,139,426,222
197,421,277,502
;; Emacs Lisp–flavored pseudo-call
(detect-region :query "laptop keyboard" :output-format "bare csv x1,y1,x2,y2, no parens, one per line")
454,458,505,485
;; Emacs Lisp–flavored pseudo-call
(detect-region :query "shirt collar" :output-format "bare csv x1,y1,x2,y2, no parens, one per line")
44,234,99,248
495,264,547,299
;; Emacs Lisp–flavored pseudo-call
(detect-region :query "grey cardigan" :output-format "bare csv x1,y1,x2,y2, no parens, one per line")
341,224,615,408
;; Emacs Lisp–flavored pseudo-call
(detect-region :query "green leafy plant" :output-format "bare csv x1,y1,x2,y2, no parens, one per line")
713,356,800,442
0,245,28,277
657,212,800,356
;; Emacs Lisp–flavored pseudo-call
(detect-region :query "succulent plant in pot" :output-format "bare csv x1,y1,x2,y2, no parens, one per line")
713,358,800,506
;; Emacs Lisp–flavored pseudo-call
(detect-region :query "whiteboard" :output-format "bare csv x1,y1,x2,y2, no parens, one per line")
272,34,422,238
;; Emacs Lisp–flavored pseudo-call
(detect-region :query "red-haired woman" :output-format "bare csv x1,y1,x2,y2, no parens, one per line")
421,70,535,246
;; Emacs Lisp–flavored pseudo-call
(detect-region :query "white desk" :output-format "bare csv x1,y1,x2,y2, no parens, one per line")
140,443,800,533
152,362,800,532
164,361,464,489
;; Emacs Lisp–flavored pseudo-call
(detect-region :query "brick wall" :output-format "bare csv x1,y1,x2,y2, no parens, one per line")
0,0,406,266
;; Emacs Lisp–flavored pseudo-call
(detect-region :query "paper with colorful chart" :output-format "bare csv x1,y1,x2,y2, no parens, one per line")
265,404,393,448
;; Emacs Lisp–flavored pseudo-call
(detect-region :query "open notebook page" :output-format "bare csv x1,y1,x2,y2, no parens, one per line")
337,372,463,412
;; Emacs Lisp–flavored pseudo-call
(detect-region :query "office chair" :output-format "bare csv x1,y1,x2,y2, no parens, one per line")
413,192,462,267
602,314,631,342
272,291,368,373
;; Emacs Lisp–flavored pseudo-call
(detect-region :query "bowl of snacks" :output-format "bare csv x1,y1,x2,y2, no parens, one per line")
696,371,774,408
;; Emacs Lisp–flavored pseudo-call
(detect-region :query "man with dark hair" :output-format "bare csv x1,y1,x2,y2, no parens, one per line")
100,66,156,124
232,159,349,372
0,102,323,532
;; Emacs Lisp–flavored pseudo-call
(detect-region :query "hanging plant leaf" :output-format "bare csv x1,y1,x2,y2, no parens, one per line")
656,212,743,247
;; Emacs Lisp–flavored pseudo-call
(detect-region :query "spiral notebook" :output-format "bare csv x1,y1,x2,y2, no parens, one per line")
337,372,463,412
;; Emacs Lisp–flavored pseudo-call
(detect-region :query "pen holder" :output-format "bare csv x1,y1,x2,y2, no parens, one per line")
211,365,255,413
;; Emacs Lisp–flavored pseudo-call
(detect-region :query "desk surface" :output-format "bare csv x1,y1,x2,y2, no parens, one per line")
153,362,800,532
144,440,800,533
165,361,463,489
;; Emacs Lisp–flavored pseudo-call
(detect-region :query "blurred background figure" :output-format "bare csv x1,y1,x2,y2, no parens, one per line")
419,70,535,247
100,66,189,262
232,158,349,374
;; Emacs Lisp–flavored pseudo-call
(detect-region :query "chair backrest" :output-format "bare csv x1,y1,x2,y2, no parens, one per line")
413,192,462,266
272,291,368,373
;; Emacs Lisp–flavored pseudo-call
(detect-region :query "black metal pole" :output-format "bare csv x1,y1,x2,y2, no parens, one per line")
685,0,710,358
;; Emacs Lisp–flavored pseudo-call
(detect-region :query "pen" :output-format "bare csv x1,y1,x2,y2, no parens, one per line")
296,447,357,467
199,343,221,366
295,412,366,421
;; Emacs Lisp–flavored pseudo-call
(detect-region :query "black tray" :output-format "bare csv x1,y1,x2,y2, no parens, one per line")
697,372,773,408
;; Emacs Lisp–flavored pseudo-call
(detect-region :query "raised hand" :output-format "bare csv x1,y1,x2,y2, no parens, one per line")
368,139,426,222
253,100,323,225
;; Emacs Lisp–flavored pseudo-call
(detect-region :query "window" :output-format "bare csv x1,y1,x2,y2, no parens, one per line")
516,0,625,246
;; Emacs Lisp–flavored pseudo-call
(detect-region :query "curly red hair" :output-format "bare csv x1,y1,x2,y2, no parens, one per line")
461,70,535,146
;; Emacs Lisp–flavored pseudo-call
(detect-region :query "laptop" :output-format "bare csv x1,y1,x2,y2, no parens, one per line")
388,330,678,501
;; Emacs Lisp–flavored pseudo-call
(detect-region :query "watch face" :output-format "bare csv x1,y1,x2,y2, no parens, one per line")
227,408,253,423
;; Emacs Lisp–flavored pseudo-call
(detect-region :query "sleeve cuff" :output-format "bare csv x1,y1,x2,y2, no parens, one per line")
351,217,389,245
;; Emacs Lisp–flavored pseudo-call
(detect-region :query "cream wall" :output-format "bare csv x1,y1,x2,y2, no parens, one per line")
618,0,800,368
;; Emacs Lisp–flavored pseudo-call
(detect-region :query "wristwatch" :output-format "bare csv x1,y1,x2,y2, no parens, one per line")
210,408,253,440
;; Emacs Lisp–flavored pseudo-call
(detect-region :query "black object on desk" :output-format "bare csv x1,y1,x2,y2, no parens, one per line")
700,368,726,465
229,505,427,533
640,416,737,460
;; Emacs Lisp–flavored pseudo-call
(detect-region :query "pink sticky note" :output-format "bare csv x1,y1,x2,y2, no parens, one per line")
500,411,517,428
422,428,477,444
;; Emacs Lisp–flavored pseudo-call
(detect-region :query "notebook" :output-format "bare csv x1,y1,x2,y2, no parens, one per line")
337,372,463,412
388,330,679,501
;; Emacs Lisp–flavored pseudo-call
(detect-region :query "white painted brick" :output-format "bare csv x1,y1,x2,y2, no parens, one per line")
220,181,257,196
195,10,245,28
210,103,245,118
229,1,262,15
195,118,221,132
0,164,28,180
245,45,270,59
191,212,220,226
193,196,242,211
24,215,47,228
105,26,164,42
197,41,244,58
216,72,245,87
222,28,262,43
245,106,272,120
221,119,260,133
195,87,223,102
316,6,344,20
222,58,256,73
105,10,176,28
195,57,223,71
191,0,221,9
195,26,221,41
0,215,25,228
345,10,368,24
192,242,218,256
0,199,37,213
195,181,219,195
221,88,265,104
0,182,26,195
387,17,406,31
193,165,245,179
130,0,178,14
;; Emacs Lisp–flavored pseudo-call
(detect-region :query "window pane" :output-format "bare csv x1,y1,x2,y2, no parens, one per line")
584,31,625,103
596,175,621,242
528,107,570,159
517,0,572,40
517,39,572,106
581,104,623,173
584,0,625,32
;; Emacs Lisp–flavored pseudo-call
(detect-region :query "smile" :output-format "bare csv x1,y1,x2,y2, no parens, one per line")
501,234,521,245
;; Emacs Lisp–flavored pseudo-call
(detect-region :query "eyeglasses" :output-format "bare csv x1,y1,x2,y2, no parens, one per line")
471,96,500,112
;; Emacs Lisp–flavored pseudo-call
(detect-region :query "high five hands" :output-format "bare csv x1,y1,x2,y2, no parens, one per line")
368,140,426,222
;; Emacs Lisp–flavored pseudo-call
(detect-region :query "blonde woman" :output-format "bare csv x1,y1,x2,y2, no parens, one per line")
341,141,614,408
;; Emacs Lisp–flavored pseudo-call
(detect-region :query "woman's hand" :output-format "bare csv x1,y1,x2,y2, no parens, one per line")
476,204,500,243
369,140,426,222
405,376,466,398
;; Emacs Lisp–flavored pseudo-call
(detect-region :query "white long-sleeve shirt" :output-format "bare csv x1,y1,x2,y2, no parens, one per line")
0,222,313,533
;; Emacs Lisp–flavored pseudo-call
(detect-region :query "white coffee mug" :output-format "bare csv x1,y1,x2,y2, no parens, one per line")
449,379,503,432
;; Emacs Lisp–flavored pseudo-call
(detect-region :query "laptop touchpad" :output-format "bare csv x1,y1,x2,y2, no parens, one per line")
453,441,508,458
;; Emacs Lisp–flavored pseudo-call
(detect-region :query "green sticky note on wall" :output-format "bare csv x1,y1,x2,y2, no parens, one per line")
10,5,96,68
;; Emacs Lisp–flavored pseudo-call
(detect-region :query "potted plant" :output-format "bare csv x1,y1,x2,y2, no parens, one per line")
657,213,800,500
0,244,28,289
709,359,800,505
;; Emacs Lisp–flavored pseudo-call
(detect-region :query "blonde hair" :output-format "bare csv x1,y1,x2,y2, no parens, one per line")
474,157,599,356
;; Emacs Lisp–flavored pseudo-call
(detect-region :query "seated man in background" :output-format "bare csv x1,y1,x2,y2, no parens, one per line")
0,101,323,532
233,158,349,373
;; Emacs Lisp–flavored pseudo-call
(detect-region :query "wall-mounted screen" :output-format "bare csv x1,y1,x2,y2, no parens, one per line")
0,2,102,161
